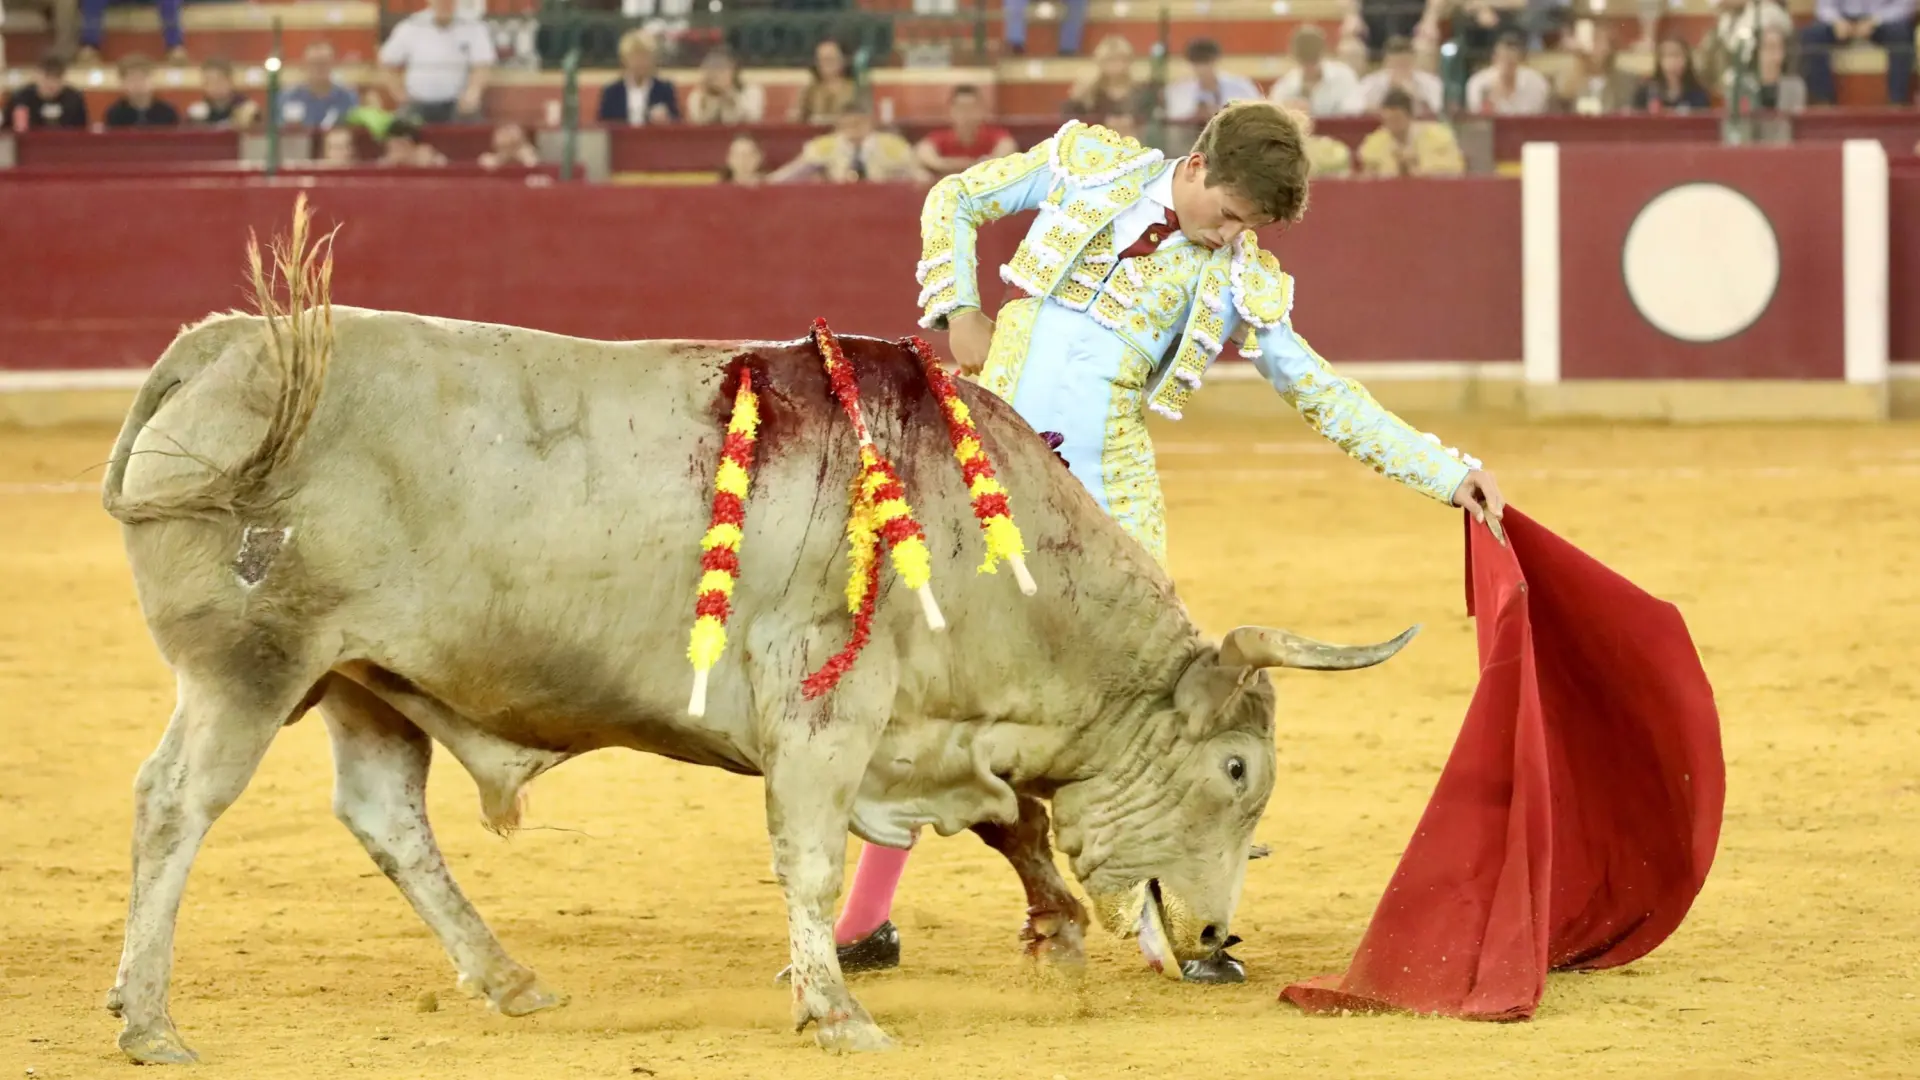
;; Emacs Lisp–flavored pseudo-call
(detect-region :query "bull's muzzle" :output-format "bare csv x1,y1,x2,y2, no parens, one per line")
1106,880,1222,981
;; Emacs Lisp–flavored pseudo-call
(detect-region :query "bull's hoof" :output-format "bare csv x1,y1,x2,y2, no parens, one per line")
775,921,900,984
118,1021,199,1065
461,969,567,1017
1020,912,1087,970
496,979,566,1017
1179,946,1247,984
813,1012,895,1054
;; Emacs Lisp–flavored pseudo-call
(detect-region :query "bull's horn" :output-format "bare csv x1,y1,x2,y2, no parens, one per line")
1217,624,1420,671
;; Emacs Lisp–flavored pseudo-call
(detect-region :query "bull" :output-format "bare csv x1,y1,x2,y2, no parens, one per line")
97,201,1419,1062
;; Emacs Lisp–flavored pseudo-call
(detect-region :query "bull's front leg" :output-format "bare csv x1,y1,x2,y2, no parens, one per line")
758,679,895,1052
972,795,1089,968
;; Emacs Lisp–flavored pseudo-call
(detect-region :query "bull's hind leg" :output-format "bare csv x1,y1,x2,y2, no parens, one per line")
317,676,562,1016
108,669,319,1065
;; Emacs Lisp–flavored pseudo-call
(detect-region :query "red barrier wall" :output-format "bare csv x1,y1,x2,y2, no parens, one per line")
1892,175,1920,363
1558,145,1846,379
0,177,1522,372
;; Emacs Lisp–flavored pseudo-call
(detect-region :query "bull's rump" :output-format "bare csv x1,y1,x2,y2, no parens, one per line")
115,308,1109,765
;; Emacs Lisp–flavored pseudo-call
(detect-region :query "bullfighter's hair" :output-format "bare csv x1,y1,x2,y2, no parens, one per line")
103,194,338,524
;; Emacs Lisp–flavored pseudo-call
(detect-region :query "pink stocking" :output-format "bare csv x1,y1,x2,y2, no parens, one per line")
834,841,912,945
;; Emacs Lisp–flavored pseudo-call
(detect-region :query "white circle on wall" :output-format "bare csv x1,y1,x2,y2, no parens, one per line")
1621,182,1780,343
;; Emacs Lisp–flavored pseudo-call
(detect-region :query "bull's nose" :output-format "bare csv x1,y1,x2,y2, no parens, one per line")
1199,924,1225,950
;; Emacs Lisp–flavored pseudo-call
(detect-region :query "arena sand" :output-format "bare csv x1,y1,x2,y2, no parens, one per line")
2,404,1917,1080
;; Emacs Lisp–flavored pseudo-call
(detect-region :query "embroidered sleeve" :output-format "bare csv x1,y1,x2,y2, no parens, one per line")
917,137,1060,330
1228,244,1477,504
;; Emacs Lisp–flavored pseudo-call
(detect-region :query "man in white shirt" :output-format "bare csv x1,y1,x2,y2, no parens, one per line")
1347,34,1444,115
1267,25,1361,116
378,0,497,122
1464,32,1552,114
1164,38,1262,123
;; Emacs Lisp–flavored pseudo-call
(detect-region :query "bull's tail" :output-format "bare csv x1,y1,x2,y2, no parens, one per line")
102,194,338,524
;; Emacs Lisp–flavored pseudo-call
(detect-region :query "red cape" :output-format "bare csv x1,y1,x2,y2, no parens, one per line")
1279,506,1725,1020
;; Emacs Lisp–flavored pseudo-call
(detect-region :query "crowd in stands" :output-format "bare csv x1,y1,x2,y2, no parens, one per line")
2,0,1915,176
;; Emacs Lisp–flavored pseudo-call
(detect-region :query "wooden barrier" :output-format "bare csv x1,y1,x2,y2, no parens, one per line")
0,176,1520,373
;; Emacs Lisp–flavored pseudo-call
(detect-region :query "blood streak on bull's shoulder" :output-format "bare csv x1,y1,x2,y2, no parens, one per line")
796,320,945,702
813,319,944,618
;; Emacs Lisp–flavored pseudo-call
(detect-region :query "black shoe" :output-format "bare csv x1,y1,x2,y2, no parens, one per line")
774,921,902,983
1179,936,1246,984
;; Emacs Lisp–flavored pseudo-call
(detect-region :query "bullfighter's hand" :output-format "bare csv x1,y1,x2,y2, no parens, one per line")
948,308,995,375
1452,468,1505,525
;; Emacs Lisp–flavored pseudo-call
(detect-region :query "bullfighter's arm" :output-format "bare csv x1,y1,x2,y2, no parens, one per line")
915,138,1060,330
1227,242,1476,506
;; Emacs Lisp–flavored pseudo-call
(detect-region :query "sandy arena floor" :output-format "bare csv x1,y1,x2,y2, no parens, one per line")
2,404,1917,1079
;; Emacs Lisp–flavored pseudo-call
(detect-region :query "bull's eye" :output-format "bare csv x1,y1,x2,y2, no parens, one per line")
1225,756,1246,783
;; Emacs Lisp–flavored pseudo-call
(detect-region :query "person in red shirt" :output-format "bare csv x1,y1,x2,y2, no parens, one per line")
914,84,1017,177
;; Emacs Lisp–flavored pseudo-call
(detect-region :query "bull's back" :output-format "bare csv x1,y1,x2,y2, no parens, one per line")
120,307,1170,763
281,314,939,756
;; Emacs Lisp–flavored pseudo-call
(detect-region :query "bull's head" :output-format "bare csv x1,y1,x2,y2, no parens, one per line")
1049,623,1419,970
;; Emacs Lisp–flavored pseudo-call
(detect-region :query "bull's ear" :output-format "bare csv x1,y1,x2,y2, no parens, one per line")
1217,624,1421,671
1175,659,1266,740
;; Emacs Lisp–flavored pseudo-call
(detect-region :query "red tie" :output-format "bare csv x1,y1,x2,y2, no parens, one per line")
1119,208,1179,260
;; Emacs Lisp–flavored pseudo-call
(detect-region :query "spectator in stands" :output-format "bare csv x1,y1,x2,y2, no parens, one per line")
1344,0,1425,58
1335,31,1371,74
768,103,928,183
282,42,359,130
11,0,79,68
1269,26,1361,116
1356,86,1464,175
1006,0,1089,56
1699,0,1791,94
380,117,448,166
1281,97,1354,176
1748,26,1809,110
915,85,1016,177
1633,35,1713,111
78,0,184,67
104,54,179,126
1518,0,1571,50
1102,109,1142,138
720,133,765,184
685,47,762,124
1555,29,1637,113
1799,0,1914,105
1165,38,1261,123
186,58,256,128
480,121,539,168
1350,35,1443,115
378,0,496,123
1063,35,1146,119
319,126,358,165
791,39,862,124
1419,0,1523,66
1466,31,1552,113
346,86,399,141
5,54,87,129
599,29,679,125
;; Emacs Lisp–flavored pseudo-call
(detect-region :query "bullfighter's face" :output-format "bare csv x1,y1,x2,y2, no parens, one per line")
1170,154,1273,251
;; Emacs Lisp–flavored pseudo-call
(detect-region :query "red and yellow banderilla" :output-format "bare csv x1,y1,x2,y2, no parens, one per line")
904,335,1037,597
685,365,760,717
